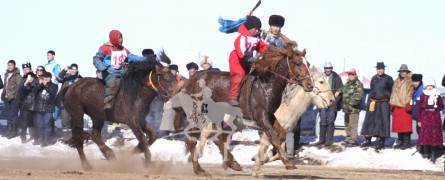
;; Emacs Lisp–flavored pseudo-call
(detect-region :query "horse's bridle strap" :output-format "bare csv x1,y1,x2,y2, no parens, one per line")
147,71,159,91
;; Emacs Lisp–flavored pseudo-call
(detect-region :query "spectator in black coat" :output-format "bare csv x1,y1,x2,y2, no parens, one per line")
56,63,82,140
16,63,39,143
32,72,58,147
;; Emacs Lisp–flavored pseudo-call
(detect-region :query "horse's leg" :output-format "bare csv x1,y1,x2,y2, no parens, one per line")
90,120,116,161
212,125,242,172
186,127,209,176
197,124,213,158
143,123,158,146
76,145,92,171
128,121,151,167
273,120,295,169
65,103,92,171
252,132,271,176
258,114,295,170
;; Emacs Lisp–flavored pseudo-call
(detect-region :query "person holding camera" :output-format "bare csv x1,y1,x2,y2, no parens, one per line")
16,63,39,143
32,72,58,147
56,63,82,140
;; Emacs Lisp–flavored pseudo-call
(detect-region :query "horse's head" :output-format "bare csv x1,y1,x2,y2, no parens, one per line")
290,48,313,92
150,50,177,99
256,40,313,91
309,65,335,109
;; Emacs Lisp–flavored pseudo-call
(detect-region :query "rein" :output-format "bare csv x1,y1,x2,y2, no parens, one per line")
266,56,311,85
147,70,170,99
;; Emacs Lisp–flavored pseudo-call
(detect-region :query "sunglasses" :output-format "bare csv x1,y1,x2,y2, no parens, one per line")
37,69,44,71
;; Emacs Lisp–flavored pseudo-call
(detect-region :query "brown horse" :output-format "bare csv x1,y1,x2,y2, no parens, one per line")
59,53,177,170
170,41,313,175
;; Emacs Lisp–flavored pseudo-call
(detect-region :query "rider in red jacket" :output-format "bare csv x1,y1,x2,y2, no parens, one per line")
228,16,268,106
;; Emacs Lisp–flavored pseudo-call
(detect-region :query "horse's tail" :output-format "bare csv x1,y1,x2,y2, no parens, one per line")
61,85,90,147
56,85,70,109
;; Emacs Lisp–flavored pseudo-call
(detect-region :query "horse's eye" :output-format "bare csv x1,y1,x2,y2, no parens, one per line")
319,81,324,84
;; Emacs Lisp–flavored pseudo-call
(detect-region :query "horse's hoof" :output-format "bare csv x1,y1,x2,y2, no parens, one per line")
143,160,151,168
231,162,243,171
106,150,117,161
222,162,229,170
252,170,263,177
82,162,93,171
195,170,211,176
132,146,143,154
285,164,297,170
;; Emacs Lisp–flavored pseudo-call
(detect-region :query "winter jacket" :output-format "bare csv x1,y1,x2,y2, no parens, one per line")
442,74,445,87
411,83,423,120
93,42,145,76
56,70,82,91
1,68,21,101
15,72,39,110
44,60,62,85
390,75,413,108
325,71,344,111
369,73,394,100
337,77,364,114
230,24,268,69
0,75,3,89
32,81,58,113
261,30,288,49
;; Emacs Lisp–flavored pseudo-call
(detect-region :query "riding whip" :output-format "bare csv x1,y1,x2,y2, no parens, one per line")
218,0,263,34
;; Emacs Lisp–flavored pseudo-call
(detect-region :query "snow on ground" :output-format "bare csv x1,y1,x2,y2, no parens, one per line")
0,128,443,171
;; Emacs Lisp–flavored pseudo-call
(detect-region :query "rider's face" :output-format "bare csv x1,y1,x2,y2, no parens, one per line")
249,28,260,37
118,35,123,45
270,25,281,35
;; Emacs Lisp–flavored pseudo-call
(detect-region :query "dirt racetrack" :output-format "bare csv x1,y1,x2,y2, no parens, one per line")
0,158,444,180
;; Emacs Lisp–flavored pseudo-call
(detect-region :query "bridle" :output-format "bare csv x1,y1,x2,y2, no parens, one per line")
147,70,171,99
266,55,311,85
311,73,333,107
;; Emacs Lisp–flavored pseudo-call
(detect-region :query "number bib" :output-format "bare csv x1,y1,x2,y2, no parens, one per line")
111,50,128,69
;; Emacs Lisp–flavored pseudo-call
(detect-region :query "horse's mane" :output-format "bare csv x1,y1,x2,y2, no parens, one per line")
124,51,171,103
255,39,299,74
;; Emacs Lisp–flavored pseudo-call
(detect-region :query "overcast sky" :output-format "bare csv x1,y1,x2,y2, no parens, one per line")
1,0,444,86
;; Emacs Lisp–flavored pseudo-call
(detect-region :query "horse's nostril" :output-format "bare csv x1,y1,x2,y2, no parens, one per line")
330,99,334,103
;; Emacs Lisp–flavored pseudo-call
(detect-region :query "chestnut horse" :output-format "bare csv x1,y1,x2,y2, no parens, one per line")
170,41,313,175
59,53,177,170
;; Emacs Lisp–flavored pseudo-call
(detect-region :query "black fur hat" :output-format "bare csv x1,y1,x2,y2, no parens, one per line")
22,62,32,69
269,15,285,27
186,62,199,71
412,74,423,82
170,64,179,72
244,16,262,30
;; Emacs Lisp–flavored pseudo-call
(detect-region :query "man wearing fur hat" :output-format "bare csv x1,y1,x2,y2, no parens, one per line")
228,15,268,106
200,56,220,71
16,63,39,142
93,30,146,120
361,62,394,150
411,73,423,134
389,64,414,150
186,62,199,77
261,15,290,49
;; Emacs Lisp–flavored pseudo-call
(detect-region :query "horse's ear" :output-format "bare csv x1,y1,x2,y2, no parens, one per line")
302,48,307,57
